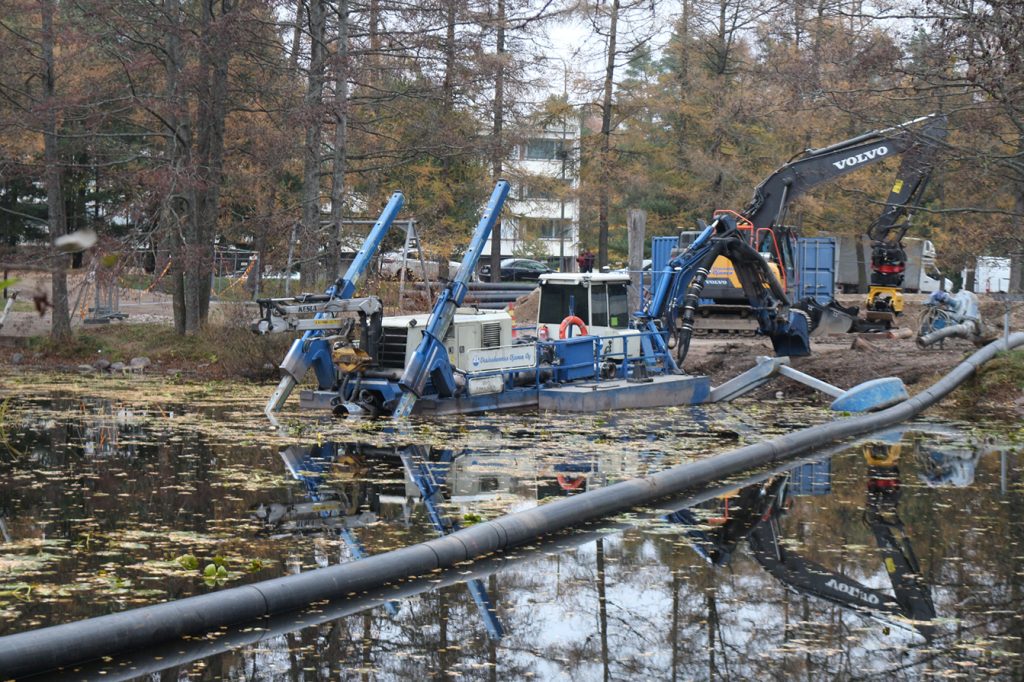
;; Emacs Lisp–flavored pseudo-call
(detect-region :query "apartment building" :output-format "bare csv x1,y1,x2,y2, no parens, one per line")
481,122,581,272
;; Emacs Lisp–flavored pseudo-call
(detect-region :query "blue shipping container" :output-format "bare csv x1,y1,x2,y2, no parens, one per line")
795,236,836,304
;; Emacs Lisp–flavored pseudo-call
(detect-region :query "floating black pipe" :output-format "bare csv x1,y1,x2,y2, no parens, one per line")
50,431,885,681
2,333,1021,678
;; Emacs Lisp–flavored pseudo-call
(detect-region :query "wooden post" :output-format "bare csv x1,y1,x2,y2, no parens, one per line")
627,208,646,313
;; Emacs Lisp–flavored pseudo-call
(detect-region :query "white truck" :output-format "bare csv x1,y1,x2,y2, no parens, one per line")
834,235,950,294
964,256,1011,293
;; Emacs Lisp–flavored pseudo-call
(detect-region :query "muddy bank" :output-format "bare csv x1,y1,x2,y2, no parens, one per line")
686,336,1024,416
0,322,290,381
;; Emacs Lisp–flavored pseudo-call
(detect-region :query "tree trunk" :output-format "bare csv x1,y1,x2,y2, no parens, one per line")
627,208,646,312
440,0,457,193
300,0,327,290
598,0,620,270
194,0,232,327
328,0,350,284
162,0,193,335
289,0,304,72
488,0,506,282
41,0,70,341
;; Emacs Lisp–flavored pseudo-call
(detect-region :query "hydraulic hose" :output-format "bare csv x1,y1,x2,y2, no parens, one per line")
916,321,980,348
2,333,1021,678
675,245,724,364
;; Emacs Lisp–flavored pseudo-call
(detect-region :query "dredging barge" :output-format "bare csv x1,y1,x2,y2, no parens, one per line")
254,181,875,424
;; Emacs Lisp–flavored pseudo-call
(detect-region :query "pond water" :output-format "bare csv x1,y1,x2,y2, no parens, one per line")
0,374,1022,680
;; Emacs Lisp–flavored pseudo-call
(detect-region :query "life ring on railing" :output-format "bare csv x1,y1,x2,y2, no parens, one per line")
557,474,585,491
558,315,588,339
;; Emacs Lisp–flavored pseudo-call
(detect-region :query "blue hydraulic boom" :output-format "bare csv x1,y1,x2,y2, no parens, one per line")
636,214,811,367
256,192,405,426
393,180,510,418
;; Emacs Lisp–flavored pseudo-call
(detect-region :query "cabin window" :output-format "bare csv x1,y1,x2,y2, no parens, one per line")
539,284,589,325
608,283,628,329
591,284,608,327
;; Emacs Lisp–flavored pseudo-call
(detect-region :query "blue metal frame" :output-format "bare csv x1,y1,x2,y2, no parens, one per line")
398,449,504,640
633,221,717,371
395,181,511,416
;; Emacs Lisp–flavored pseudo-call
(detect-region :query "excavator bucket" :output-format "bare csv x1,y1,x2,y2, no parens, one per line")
769,310,811,357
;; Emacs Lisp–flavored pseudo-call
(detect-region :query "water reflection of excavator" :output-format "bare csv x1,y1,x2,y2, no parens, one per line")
670,455,937,636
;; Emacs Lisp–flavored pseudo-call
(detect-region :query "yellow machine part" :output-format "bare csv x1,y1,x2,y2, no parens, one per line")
332,346,373,373
863,442,901,467
865,286,904,324
707,255,784,291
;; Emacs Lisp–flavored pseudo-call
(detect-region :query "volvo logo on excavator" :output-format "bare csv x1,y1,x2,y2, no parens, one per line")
825,578,882,605
832,145,889,170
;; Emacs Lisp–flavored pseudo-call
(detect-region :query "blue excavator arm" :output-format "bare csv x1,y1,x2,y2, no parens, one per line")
636,215,810,368
393,180,510,418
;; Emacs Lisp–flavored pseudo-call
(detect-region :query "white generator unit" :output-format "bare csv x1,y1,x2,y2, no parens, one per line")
378,309,515,372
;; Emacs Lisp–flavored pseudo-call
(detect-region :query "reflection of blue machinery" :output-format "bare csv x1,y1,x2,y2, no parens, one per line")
669,458,936,637
397,446,504,640
252,443,400,615
254,442,504,638
251,444,379,536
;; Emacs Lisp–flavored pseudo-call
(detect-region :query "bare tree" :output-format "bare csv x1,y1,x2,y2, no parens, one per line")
41,0,70,340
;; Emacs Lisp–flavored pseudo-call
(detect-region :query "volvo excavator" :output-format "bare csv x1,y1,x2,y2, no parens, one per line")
696,114,947,332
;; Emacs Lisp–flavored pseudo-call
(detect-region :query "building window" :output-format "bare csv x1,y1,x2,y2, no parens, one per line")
524,138,563,160
520,177,573,201
520,217,572,240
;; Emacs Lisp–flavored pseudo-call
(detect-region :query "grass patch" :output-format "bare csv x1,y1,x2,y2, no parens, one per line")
27,321,292,380
957,348,1024,412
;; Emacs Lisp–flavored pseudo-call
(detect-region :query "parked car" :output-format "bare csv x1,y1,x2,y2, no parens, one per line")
479,258,554,282
380,250,461,281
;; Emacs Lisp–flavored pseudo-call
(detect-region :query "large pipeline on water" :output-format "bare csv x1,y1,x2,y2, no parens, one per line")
2,332,1022,678
47,434,888,681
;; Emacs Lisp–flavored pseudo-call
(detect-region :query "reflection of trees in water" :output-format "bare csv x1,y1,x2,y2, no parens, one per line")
55,447,1024,678
5,407,1023,678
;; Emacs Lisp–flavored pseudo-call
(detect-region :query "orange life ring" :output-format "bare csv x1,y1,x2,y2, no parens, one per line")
558,315,588,339
556,474,585,491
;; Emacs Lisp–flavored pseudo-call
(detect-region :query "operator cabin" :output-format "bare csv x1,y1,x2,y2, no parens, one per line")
536,272,634,355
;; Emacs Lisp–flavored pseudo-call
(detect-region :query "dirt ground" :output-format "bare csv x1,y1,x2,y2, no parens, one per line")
0,269,247,338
